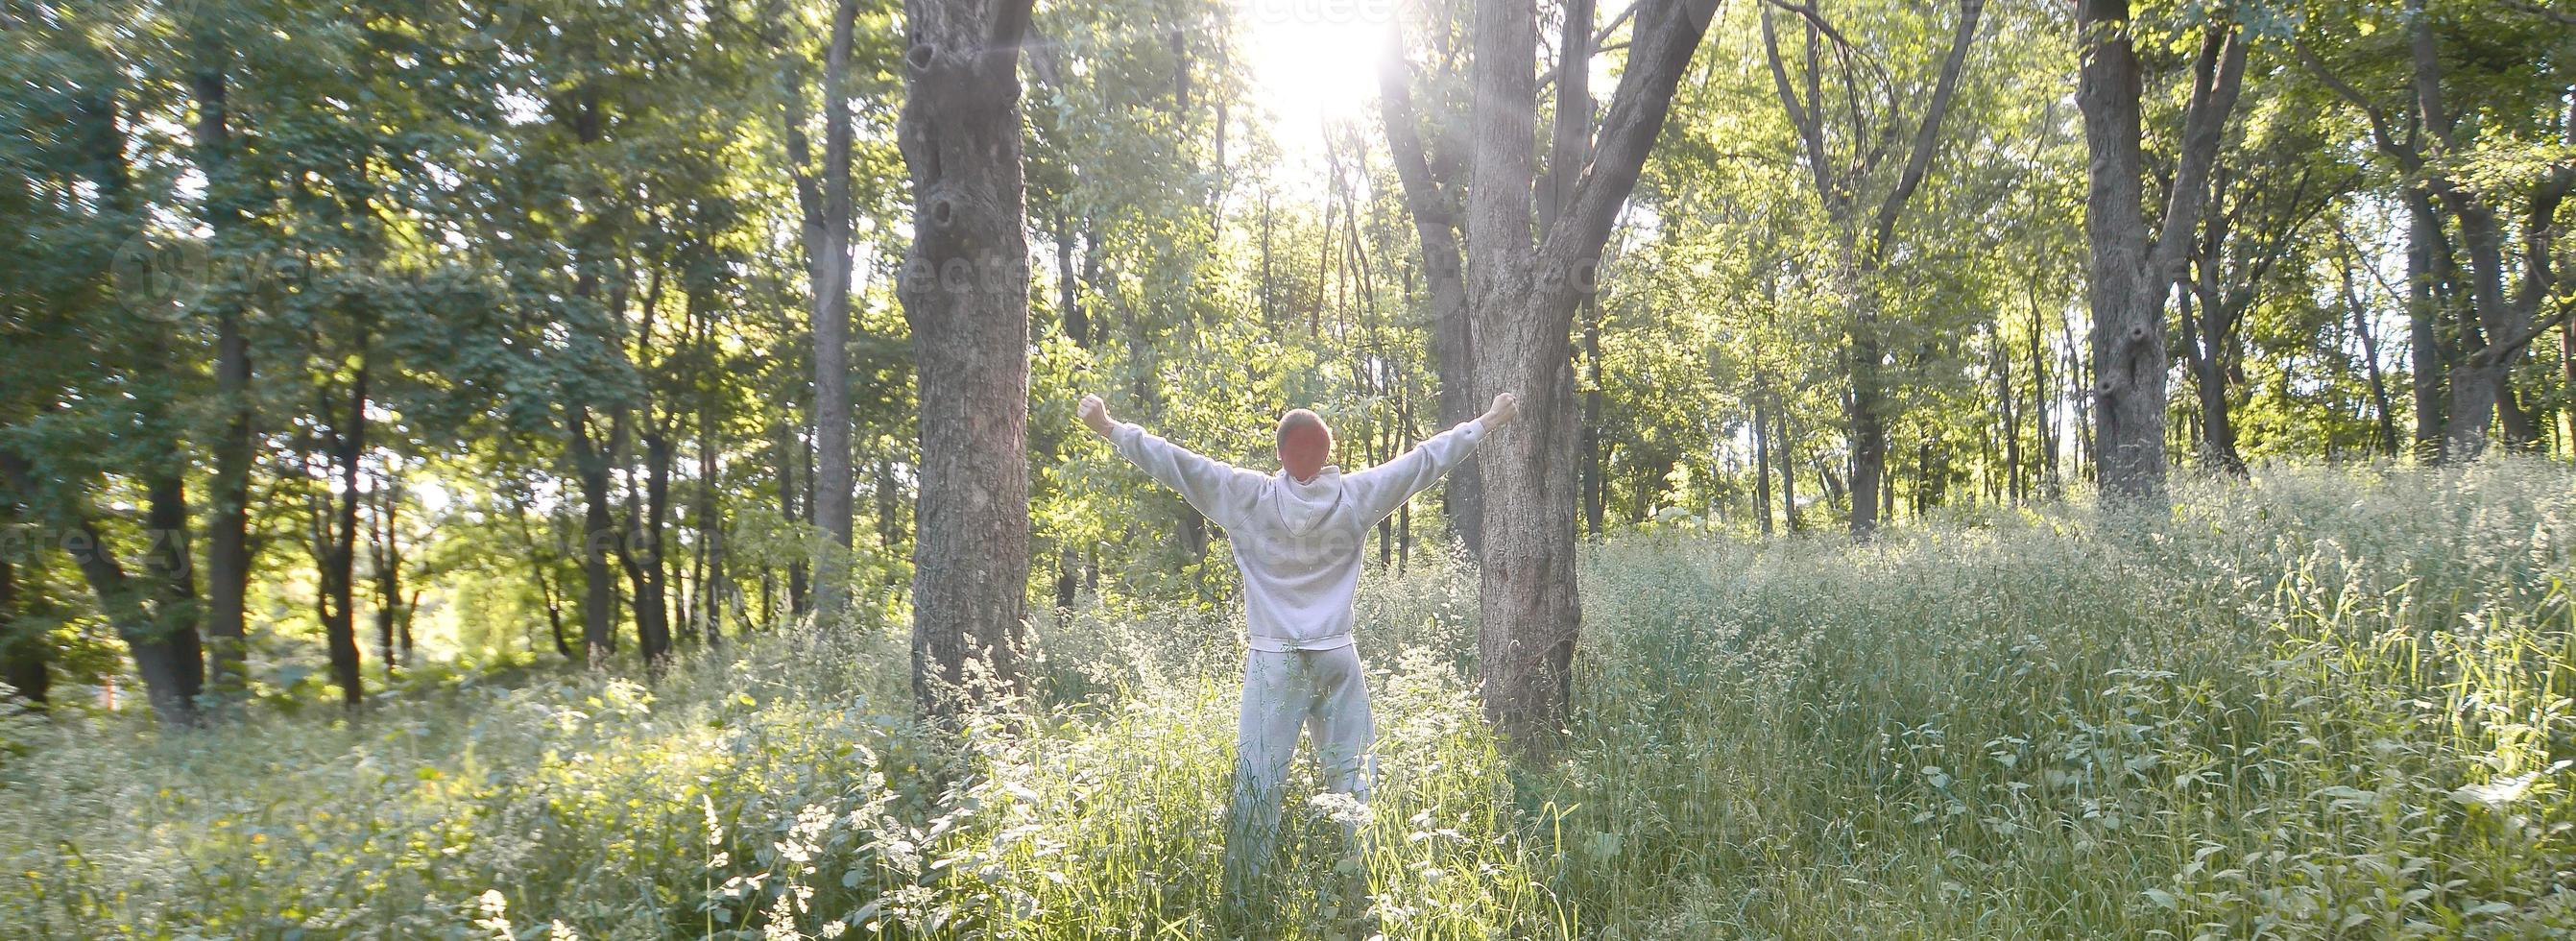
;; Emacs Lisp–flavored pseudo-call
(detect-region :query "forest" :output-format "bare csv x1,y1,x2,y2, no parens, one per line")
1,0,2573,936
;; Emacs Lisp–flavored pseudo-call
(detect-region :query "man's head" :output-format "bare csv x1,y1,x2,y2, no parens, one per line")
1276,408,1334,482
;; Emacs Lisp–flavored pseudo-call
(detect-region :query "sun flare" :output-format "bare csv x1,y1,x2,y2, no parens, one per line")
1237,0,1396,148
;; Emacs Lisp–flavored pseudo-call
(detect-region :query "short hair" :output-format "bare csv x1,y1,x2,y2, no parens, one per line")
1276,408,1333,451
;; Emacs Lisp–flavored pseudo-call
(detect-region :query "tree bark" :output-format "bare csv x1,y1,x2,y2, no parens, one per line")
2338,243,2401,456
1752,388,1774,535
2179,285,2243,474
1777,395,1800,531
2400,193,2449,459
372,468,403,676
621,429,675,669
1579,299,1606,539
698,396,726,647
4,448,200,722
898,0,1038,717
773,418,808,616
568,404,621,668
1995,324,2022,501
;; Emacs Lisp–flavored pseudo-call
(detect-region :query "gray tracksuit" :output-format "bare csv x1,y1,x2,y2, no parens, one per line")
1105,417,1488,891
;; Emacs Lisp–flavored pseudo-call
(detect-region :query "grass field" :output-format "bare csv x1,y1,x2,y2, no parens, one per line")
3,462,2572,939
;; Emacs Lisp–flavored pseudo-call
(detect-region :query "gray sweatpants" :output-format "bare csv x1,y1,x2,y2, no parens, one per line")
1223,643,1375,897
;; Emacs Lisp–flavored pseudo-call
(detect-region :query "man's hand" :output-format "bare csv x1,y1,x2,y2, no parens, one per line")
1079,394,1119,437
1481,392,1520,429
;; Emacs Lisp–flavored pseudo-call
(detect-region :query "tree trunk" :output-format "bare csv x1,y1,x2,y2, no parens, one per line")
1056,216,1087,347
2077,0,2161,501
0,555,47,706
898,0,1038,717
2438,180,2566,456
189,24,254,701
815,0,860,613
1777,397,1800,532
568,406,621,668
2342,252,2401,456
2032,295,2058,496
2564,317,2576,460
2179,286,2244,474
1996,326,2022,502
373,469,403,676
621,429,675,668
1579,299,1606,539
316,362,371,709
774,419,807,616
699,402,726,647
2404,194,2447,459
3,445,200,724
1752,388,1774,536
1847,329,1890,533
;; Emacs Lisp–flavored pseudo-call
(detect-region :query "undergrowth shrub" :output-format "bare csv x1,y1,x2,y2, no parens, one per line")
0,460,2566,939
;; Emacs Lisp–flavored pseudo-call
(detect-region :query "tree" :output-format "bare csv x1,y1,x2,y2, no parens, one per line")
2074,0,2244,503
1377,5,1482,555
898,0,1038,716
1759,0,1986,536
0,5,206,724
2297,0,2572,460
1399,0,1719,745
782,0,866,614
2179,123,2339,474
185,2,256,701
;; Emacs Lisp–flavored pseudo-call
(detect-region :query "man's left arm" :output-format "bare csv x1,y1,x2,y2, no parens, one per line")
1354,393,1518,519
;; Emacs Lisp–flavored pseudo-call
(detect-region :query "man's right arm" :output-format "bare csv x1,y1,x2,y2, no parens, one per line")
1082,394,1249,523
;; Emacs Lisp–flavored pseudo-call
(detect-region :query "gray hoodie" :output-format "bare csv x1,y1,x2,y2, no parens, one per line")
1108,418,1489,651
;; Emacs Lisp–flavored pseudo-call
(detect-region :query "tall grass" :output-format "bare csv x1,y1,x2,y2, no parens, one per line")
0,461,2569,938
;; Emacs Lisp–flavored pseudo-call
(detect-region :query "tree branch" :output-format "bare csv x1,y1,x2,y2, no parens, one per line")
1545,0,1721,265
2475,295,2576,365
2147,27,2247,285
1761,0,1861,51
1593,0,1640,46
1466,0,1543,263
1867,0,1985,255
1762,4,1836,212
987,0,1035,56
2408,0,2455,145
1541,0,1598,232
2291,37,2415,166
2503,0,2576,26
1378,25,1457,234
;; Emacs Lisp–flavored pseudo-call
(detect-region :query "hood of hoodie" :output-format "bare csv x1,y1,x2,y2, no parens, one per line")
1266,466,1347,536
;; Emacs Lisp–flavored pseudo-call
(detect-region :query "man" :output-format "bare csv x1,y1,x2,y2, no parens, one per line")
1076,390,1518,900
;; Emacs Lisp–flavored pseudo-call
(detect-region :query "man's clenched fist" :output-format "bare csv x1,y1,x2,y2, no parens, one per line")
1079,394,1119,437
